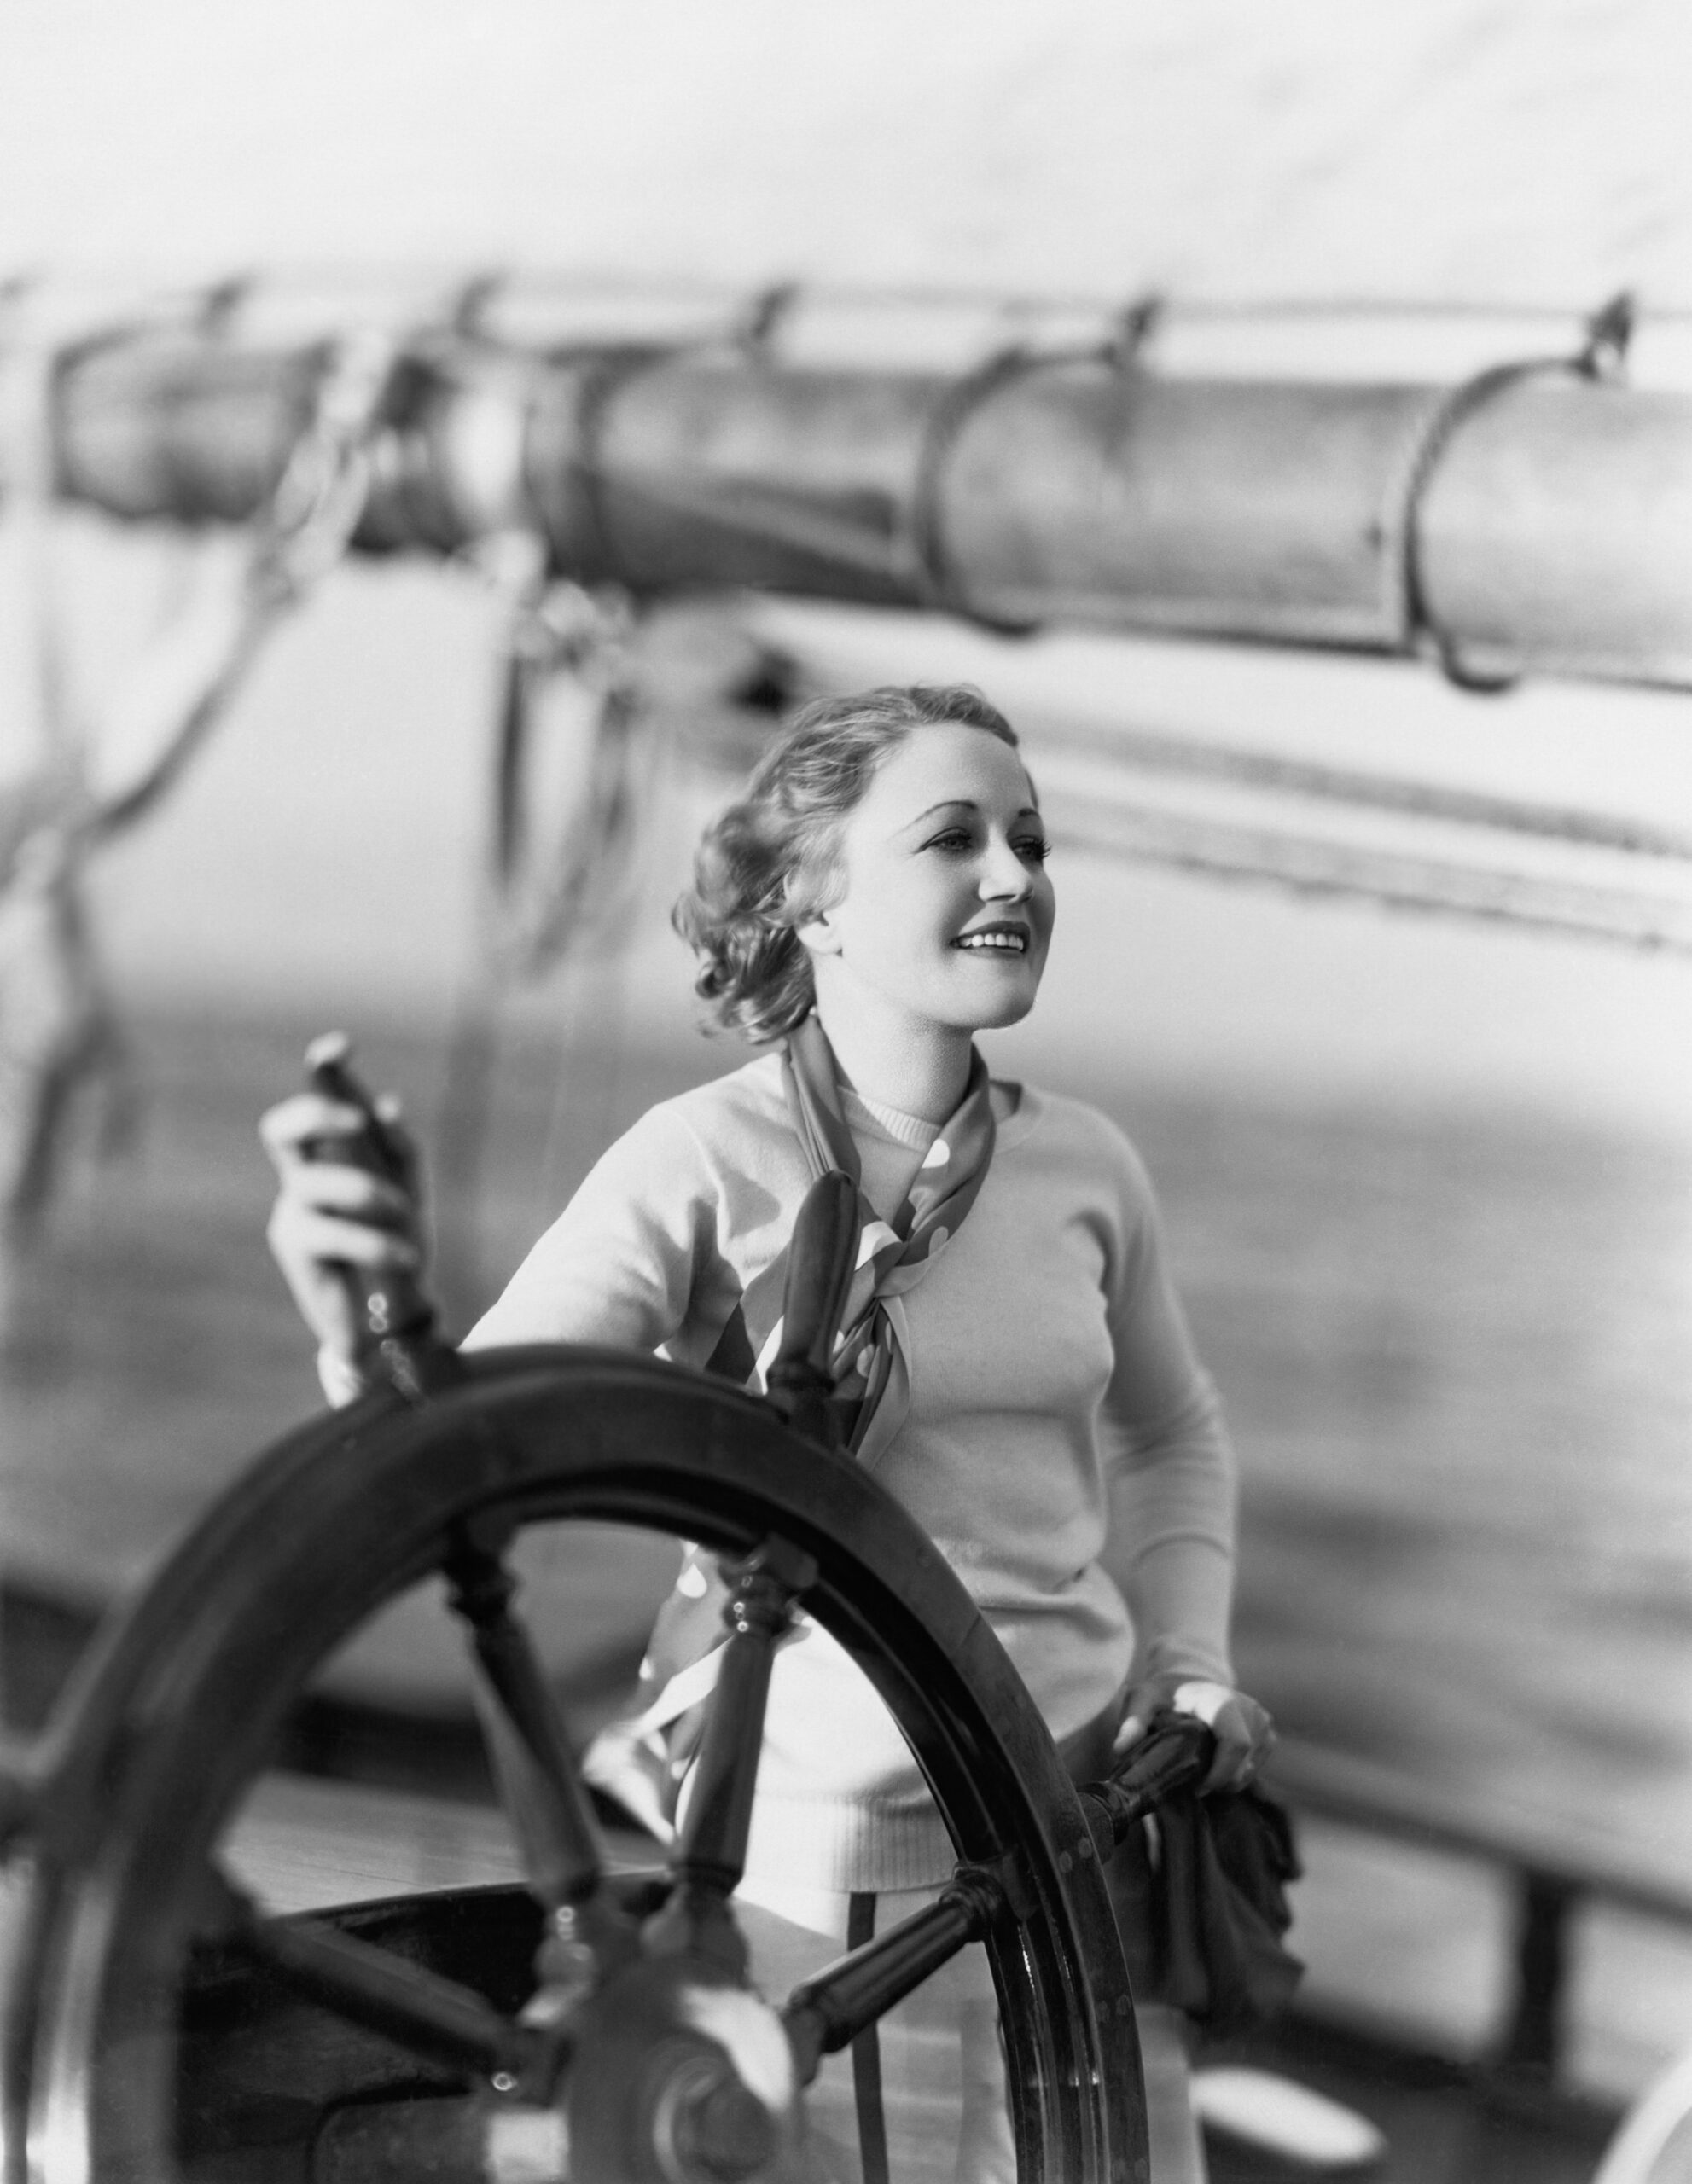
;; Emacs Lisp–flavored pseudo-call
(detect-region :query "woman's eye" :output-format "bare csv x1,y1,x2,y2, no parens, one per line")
1015,836,1051,863
924,828,974,852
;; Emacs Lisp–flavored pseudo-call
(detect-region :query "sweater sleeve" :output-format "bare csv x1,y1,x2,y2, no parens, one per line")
462,1100,739,1357
1095,1131,1239,1687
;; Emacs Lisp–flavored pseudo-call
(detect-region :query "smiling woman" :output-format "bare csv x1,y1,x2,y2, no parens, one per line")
793,719,1055,1118
677,685,1053,1118
261,681,1274,2183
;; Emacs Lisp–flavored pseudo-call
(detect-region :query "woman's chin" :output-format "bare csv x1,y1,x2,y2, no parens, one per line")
960,983,1043,1033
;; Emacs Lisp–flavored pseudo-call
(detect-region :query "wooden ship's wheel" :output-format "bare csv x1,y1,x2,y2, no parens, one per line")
0,1177,1205,2184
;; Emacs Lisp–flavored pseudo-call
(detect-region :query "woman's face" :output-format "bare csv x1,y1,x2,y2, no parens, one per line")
798,722,1055,1037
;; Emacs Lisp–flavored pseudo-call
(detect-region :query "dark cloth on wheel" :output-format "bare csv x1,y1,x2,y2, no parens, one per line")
1061,1708,1303,2035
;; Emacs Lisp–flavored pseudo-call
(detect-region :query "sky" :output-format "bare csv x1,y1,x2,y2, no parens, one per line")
3,1,1690,305
1,0,1689,1132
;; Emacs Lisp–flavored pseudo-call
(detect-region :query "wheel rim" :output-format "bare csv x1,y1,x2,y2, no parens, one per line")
9,1345,1148,2184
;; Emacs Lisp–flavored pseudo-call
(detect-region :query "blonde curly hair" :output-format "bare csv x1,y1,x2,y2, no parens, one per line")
674,683,1020,1043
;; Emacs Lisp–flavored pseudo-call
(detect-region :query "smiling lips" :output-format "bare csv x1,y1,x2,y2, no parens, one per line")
952,925,1029,954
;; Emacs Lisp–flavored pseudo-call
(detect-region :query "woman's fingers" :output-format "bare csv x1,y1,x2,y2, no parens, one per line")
269,1156,417,1230
262,1073,426,1361
259,1090,376,1171
263,1088,424,1217
1195,1687,1276,1792
1112,1676,1276,1793
266,1200,420,1272
265,1195,422,1362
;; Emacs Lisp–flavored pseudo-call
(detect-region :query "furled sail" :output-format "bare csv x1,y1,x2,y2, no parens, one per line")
14,293,1692,694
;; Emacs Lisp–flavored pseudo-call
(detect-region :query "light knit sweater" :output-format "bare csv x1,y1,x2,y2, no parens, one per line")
463,1049,1237,1893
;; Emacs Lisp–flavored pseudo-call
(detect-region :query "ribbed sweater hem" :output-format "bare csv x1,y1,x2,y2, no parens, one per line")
744,1791,958,1894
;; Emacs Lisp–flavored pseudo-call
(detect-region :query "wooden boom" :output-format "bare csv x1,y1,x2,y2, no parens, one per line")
24,322,1692,688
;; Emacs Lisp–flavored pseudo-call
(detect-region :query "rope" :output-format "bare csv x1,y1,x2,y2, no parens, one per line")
1050,799,1692,956
733,279,801,355
432,562,657,1302
0,315,133,1245
431,282,784,1298
906,296,1163,633
467,278,805,966
1378,290,1637,693
906,344,1050,634
1036,717,1692,862
486,577,652,977
75,322,401,839
568,461,917,589
243,324,401,613
0,296,404,1246
0,286,270,1233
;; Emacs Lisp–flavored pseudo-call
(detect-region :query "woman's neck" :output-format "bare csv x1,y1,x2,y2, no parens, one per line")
811,998,973,1123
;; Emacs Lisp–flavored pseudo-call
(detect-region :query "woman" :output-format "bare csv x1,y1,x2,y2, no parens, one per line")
263,682,1272,2184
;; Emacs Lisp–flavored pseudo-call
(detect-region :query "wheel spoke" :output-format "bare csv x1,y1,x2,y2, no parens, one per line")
0,1731,39,1850
643,1538,815,1972
443,1526,607,1916
781,1864,1007,2085
230,1892,549,2090
672,1542,813,1893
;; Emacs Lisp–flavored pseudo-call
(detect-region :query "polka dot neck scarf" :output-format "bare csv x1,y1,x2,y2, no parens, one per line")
736,1012,997,1460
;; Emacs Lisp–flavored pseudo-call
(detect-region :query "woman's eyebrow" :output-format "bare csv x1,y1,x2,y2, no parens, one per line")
908,799,975,823
901,799,1043,831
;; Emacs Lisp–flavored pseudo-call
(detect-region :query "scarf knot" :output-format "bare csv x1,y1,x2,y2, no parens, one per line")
738,1014,997,1456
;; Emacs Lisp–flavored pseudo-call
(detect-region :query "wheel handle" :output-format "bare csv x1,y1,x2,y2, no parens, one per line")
302,1031,460,1398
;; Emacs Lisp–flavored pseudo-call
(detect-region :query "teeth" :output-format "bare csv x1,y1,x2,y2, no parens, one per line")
956,932,1026,951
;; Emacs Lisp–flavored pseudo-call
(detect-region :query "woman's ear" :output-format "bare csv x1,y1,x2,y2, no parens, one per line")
794,905,841,958
787,861,842,957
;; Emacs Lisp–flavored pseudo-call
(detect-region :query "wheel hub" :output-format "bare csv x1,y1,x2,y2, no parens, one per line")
560,1955,799,2184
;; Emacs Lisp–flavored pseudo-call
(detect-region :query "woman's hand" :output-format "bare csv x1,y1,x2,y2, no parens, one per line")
1113,1674,1276,1794
259,1083,427,1374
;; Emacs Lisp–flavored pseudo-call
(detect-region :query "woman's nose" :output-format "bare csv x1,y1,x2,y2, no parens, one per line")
980,840,1032,897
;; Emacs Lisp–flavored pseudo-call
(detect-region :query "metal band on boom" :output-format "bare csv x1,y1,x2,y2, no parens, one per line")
906,299,1164,636
559,341,685,589
907,345,1051,634
1381,290,1637,692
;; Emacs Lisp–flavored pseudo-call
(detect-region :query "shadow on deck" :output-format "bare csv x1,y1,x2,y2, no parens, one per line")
1201,2015,1615,2183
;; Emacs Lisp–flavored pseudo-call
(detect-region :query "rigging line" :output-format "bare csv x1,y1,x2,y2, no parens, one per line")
80,328,399,843
357,267,1692,329
598,468,910,588
63,260,1689,328
1048,803,1692,956
482,577,654,976
1029,718,1692,861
